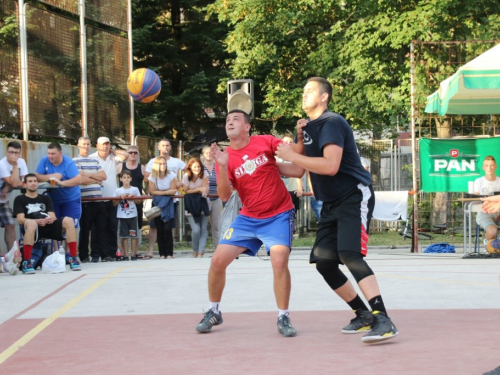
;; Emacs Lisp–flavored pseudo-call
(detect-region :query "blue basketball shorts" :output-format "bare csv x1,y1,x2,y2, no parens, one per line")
52,198,81,228
219,209,295,256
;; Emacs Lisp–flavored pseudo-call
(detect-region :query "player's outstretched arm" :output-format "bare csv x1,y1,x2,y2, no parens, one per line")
276,142,342,177
277,162,304,179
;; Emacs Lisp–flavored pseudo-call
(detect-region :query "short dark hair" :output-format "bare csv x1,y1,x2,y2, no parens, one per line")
484,155,496,164
119,170,132,178
228,109,251,124
48,142,62,152
307,77,333,104
7,141,21,150
24,173,37,183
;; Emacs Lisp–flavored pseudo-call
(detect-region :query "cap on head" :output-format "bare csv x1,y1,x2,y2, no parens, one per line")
97,136,110,144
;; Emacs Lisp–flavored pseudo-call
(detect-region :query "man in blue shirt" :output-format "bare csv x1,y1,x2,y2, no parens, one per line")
35,142,82,226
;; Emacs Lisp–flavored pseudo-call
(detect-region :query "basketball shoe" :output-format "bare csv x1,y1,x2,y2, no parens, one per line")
5,241,22,265
277,313,297,337
196,309,223,333
22,259,36,274
342,309,374,334
1,259,18,275
361,311,399,343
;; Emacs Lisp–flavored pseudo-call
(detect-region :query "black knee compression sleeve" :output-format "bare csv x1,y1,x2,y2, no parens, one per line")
339,251,374,283
315,258,349,291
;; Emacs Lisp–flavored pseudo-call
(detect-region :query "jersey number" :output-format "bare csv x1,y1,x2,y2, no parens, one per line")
223,228,234,240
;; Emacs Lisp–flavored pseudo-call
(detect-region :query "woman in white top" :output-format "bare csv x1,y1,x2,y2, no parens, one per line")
182,157,209,258
148,156,177,259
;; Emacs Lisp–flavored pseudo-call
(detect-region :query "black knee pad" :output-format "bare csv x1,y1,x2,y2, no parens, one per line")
338,251,374,283
315,258,348,290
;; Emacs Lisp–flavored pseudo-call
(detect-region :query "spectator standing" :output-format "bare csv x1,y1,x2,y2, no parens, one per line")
116,145,145,235
144,139,186,258
0,141,28,251
13,173,80,273
89,137,128,262
360,157,370,172
114,170,142,261
73,136,107,263
307,172,323,221
202,145,222,250
35,142,82,225
182,157,210,258
148,156,178,259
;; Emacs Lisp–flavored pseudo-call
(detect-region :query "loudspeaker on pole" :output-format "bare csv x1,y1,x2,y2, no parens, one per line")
227,79,254,119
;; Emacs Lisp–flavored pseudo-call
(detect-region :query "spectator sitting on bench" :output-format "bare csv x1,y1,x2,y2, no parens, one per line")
13,173,81,274
474,156,500,245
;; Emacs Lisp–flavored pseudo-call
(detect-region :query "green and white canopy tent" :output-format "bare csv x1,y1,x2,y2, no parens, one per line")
424,43,500,116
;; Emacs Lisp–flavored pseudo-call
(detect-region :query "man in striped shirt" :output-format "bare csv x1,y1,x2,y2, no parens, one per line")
73,136,107,263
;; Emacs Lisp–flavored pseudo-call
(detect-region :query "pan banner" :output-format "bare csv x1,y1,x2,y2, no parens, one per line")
419,138,500,192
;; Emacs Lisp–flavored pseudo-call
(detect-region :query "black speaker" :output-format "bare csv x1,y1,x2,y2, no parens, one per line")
227,79,254,119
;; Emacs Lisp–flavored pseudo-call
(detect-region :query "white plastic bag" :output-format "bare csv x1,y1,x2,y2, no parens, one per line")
42,250,66,274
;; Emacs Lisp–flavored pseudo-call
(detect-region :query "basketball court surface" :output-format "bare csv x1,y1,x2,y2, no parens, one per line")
1,248,499,375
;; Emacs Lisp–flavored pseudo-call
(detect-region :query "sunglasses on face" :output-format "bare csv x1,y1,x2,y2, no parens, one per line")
128,151,138,155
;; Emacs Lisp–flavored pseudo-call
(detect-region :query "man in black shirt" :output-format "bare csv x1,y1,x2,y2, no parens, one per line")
13,173,80,273
276,77,398,343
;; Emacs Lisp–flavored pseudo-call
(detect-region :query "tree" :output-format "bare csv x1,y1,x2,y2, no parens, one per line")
131,0,232,140
211,0,500,136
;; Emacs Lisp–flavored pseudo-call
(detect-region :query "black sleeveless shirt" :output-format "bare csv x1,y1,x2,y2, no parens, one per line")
120,162,144,194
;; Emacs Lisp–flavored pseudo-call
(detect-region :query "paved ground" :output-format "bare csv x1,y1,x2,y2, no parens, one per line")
1,247,499,375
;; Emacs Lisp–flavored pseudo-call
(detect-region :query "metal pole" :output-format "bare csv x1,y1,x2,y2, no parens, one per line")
19,0,29,141
390,139,394,191
178,141,184,241
410,42,419,253
128,0,135,145
79,0,88,136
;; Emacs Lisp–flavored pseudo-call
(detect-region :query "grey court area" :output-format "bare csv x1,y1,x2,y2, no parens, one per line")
1,247,499,324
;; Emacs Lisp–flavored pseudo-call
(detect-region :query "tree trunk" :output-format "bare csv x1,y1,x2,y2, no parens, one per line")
433,117,451,226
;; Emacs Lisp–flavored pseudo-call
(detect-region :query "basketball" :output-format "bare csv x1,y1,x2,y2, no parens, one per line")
127,68,161,103
486,239,500,254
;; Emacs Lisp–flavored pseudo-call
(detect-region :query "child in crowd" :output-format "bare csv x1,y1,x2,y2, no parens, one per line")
114,170,143,260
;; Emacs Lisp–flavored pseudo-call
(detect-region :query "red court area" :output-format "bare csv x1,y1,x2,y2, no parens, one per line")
0,309,497,375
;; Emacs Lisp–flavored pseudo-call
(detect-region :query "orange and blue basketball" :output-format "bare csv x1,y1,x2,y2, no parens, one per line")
127,68,161,103
486,239,500,254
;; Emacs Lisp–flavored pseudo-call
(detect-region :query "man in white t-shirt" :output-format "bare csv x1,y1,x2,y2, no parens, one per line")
89,136,128,261
0,141,28,251
143,139,186,258
474,155,500,242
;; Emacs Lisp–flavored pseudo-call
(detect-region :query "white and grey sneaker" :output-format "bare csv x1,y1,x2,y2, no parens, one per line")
196,309,223,333
277,314,297,337
2,260,19,276
5,241,22,265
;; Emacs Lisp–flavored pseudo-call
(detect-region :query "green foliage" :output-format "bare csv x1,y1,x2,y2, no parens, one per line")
210,0,500,136
131,0,231,140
